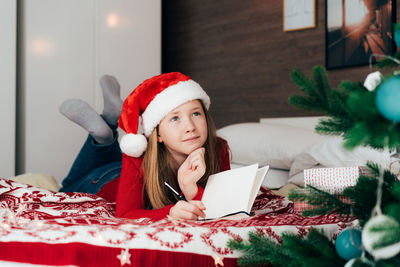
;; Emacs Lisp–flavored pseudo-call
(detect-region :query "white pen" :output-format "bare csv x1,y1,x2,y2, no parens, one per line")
164,181,187,201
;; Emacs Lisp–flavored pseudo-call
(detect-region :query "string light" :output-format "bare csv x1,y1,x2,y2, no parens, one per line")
212,254,224,266
117,248,131,266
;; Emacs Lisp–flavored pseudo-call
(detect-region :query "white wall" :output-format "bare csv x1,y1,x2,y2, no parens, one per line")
19,0,161,183
0,0,16,178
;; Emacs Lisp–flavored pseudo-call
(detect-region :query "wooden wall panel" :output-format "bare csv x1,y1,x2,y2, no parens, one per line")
162,0,399,128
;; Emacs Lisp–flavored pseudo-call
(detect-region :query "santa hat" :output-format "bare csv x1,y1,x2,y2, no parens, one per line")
118,72,210,157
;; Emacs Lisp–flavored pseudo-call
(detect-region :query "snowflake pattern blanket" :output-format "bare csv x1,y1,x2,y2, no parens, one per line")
0,178,357,267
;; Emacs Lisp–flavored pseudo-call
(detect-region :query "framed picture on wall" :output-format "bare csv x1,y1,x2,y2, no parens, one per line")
326,0,396,70
283,0,316,32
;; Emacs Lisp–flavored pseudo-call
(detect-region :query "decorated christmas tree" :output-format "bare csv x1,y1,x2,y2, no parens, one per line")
228,26,400,267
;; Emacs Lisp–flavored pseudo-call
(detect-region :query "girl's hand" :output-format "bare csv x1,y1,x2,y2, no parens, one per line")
177,147,206,199
169,200,206,220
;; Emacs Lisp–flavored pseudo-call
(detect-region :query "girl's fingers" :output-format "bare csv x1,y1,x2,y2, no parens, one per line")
188,147,205,160
189,200,206,218
190,200,206,210
171,201,206,220
177,147,206,189
189,158,202,170
182,147,205,170
179,210,199,220
187,151,206,171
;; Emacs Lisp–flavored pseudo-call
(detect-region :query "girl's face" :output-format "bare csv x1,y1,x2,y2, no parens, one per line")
157,100,208,164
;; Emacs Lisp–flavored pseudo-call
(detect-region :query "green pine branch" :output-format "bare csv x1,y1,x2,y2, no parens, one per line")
288,163,400,227
289,66,331,113
312,66,331,104
228,229,345,267
229,162,400,266
234,32,400,266
288,66,357,139
343,163,399,226
385,183,400,224
288,185,353,217
227,231,292,266
376,255,400,267
288,65,400,150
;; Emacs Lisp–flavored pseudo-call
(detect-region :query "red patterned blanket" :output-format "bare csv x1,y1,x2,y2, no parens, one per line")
0,178,356,267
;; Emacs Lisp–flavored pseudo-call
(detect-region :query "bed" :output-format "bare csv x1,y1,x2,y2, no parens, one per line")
220,116,392,189
1,116,389,267
0,178,356,267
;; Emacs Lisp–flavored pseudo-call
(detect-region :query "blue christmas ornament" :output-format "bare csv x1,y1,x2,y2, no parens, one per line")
375,76,400,122
335,228,363,261
395,24,400,48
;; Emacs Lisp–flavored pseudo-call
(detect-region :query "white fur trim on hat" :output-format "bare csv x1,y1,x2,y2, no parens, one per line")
120,133,148,157
141,79,210,137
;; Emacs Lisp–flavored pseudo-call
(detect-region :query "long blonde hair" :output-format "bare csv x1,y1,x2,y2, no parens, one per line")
142,102,220,209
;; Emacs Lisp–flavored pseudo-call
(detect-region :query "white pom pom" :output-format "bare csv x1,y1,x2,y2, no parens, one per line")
120,133,148,157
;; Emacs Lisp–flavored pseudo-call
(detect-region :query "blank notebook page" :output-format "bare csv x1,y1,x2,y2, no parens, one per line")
201,164,259,219
247,166,269,211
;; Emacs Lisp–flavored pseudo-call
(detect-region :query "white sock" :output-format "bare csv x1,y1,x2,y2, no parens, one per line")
100,75,123,127
59,99,114,144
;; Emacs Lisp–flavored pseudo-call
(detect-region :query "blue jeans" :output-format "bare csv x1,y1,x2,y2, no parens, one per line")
59,132,122,194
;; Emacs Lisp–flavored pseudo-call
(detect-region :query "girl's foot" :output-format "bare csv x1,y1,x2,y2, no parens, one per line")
59,99,114,144
99,75,123,127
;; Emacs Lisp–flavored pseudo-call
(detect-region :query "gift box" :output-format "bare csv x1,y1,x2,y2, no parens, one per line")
293,189,353,213
304,166,370,194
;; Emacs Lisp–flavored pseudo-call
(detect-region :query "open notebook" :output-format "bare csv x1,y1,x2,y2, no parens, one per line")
201,164,269,220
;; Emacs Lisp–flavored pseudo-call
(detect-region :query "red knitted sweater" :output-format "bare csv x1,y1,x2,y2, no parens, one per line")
97,138,231,220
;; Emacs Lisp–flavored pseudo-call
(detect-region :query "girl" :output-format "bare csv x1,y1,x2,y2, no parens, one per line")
60,72,230,221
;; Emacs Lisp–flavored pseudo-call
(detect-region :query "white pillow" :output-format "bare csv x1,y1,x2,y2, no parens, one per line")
8,173,61,192
217,123,326,170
